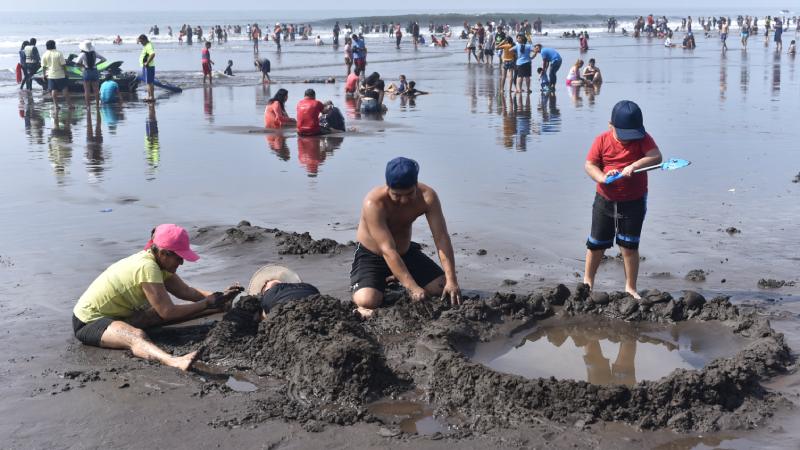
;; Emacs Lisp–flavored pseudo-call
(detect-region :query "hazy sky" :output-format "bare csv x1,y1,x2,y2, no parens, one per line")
1,1,791,12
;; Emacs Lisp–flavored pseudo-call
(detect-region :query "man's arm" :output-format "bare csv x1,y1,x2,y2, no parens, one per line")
364,200,420,294
424,190,461,304
164,274,213,301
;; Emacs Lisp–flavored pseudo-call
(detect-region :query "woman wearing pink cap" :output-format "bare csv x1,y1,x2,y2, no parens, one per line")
72,224,242,371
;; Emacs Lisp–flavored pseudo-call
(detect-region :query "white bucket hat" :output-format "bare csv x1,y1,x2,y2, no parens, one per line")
80,40,94,52
247,265,301,295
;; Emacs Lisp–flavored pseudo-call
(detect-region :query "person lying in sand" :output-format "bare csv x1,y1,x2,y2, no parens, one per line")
351,157,461,318
245,265,320,320
72,224,243,370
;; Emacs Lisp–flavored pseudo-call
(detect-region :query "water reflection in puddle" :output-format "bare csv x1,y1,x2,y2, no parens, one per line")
225,376,258,392
368,392,451,435
466,317,750,386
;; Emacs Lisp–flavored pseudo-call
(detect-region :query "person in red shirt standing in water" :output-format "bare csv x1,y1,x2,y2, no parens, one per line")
583,100,662,299
296,88,330,136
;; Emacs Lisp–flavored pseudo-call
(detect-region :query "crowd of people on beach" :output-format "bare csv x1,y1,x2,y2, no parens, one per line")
11,12,796,371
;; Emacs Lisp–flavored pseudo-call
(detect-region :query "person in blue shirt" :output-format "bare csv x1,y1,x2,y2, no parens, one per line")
513,35,534,93
533,44,562,91
99,78,120,103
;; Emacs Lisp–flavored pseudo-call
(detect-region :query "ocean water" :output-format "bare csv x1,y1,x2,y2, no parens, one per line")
0,11,799,448
1,19,798,298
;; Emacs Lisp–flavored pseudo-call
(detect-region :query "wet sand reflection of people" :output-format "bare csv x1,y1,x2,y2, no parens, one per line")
48,109,74,183
499,95,516,149
740,50,749,94
145,103,160,173
85,107,105,182
203,85,213,122
344,96,359,119
296,135,344,177
771,52,781,95
512,94,531,151
582,339,637,386
22,92,45,145
719,51,727,101
538,93,561,134
583,83,600,108
538,326,637,386
265,133,290,161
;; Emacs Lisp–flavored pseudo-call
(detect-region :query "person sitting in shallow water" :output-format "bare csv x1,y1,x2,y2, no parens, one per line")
264,88,297,129
71,224,243,371
401,81,428,97
581,58,602,84
385,74,408,94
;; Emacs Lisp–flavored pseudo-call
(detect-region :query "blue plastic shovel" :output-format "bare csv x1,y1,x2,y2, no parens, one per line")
605,158,691,184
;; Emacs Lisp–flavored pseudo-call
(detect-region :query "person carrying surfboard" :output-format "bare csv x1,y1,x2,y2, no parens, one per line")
582,100,662,300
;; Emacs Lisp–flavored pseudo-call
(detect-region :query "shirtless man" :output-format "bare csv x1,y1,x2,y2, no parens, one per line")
351,157,461,317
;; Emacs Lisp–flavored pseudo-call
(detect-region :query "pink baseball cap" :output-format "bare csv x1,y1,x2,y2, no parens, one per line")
144,224,199,262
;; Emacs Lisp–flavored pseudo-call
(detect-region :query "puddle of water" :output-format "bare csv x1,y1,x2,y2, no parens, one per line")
367,392,451,435
466,317,750,386
225,376,258,392
192,361,258,392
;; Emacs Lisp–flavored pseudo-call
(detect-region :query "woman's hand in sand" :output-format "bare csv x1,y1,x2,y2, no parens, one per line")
220,285,244,301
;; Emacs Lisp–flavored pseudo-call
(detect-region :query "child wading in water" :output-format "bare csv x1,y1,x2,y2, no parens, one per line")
202,41,214,84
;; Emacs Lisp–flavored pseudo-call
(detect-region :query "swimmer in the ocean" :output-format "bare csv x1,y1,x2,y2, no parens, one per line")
224,59,234,76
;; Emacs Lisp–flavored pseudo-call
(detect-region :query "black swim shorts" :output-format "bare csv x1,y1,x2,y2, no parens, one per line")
72,315,114,347
350,242,444,292
586,192,647,251
517,61,532,78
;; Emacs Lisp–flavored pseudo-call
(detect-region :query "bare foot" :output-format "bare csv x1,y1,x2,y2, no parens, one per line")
583,279,593,290
355,306,375,319
171,350,199,371
626,289,642,300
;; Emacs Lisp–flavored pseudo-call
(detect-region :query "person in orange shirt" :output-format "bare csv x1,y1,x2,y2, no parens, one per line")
264,88,296,129
496,36,517,93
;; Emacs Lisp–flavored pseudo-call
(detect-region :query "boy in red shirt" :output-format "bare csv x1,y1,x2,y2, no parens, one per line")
296,88,328,136
583,100,662,299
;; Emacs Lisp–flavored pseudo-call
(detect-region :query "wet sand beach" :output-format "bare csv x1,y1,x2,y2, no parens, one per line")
1,15,799,449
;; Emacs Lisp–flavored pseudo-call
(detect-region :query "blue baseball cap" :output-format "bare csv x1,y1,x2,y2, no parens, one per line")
610,100,646,141
385,157,419,189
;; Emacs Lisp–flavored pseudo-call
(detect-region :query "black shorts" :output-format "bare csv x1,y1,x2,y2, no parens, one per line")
517,62,532,77
586,192,647,250
350,242,444,292
72,315,114,347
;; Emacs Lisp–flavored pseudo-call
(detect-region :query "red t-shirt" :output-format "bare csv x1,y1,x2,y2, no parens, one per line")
586,130,658,201
296,97,324,135
345,73,359,93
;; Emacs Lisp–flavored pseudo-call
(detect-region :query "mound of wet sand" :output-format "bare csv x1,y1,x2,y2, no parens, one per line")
419,287,790,433
148,280,790,435
193,221,350,255
143,223,792,435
